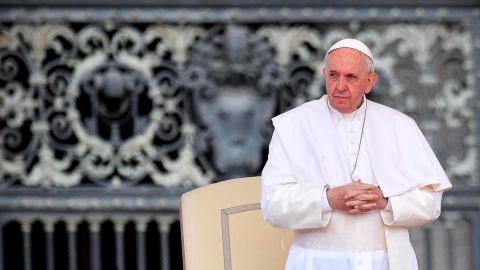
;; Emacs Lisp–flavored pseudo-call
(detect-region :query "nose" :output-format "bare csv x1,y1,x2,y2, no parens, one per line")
337,76,347,91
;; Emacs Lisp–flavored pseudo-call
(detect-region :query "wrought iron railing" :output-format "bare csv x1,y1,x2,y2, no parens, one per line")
0,189,478,270
0,187,183,270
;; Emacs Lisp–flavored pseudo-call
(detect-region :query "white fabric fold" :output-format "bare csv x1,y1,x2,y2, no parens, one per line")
269,95,451,196
381,188,442,227
293,211,387,251
261,130,331,229
266,181,331,229
261,95,452,270
285,246,389,270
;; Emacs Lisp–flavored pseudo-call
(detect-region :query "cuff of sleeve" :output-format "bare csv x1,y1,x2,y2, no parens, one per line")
322,185,333,212
380,209,394,226
384,198,392,211
381,195,400,226
380,198,394,225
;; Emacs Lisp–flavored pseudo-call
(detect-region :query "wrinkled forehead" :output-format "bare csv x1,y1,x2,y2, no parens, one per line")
325,48,369,69
327,47,369,61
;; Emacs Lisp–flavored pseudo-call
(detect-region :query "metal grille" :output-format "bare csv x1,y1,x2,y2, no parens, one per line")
1,218,180,270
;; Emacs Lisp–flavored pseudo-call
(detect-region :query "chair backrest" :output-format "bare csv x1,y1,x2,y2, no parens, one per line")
180,176,293,270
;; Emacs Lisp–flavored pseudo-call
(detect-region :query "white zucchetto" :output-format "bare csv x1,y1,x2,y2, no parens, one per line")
327,38,374,62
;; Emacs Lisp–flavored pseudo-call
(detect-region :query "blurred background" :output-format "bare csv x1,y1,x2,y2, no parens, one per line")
0,0,479,269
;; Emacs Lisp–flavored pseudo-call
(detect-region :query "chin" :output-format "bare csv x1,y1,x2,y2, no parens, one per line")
332,103,348,111
336,106,354,114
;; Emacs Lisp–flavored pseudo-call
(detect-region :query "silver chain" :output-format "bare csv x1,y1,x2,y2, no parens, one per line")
350,100,367,180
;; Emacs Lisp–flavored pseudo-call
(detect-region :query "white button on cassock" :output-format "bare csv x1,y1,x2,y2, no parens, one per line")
354,252,372,270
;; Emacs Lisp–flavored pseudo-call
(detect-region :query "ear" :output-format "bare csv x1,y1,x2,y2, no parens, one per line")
322,67,326,77
364,72,378,94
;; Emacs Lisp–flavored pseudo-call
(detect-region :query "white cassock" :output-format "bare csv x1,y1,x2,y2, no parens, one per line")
261,95,452,270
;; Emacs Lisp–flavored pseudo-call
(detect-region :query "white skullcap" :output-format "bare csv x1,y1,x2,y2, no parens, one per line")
326,38,373,62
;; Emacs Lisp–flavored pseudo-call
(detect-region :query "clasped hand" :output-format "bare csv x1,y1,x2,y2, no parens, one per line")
326,180,388,214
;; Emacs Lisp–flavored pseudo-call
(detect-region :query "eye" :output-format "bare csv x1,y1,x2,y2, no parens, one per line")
329,72,338,79
346,74,357,81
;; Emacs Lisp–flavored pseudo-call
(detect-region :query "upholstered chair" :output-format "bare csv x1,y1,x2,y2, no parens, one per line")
180,176,292,270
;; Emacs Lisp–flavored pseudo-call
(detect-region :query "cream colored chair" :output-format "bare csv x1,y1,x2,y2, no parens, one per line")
180,176,292,270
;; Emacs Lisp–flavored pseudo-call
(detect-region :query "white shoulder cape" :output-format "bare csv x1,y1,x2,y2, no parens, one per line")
272,95,451,197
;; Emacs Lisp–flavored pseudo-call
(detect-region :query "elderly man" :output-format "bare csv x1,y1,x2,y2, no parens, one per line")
261,39,452,270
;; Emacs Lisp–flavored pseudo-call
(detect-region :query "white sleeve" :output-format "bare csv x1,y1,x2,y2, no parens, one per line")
380,186,443,228
261,130,332,230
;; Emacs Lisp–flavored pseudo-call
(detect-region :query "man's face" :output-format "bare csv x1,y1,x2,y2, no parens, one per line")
323,48,377,114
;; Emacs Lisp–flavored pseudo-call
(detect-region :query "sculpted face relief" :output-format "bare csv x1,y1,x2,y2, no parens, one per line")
323,48,378,114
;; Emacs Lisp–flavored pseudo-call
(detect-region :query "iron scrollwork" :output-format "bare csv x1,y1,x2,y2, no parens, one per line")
0,21,476,188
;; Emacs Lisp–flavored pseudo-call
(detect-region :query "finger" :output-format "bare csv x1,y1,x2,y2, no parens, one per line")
345,200,362,207
348,209,360,214
357,209,372,214
344,190,364,200
345,200,372,207
348,208,366,214
347,183,375,191
359,203,377,210
344,188,374,200
349,194,378,201
354,182,378,189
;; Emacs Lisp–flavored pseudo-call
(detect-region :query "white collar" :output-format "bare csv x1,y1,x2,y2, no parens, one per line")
326,95,367,125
